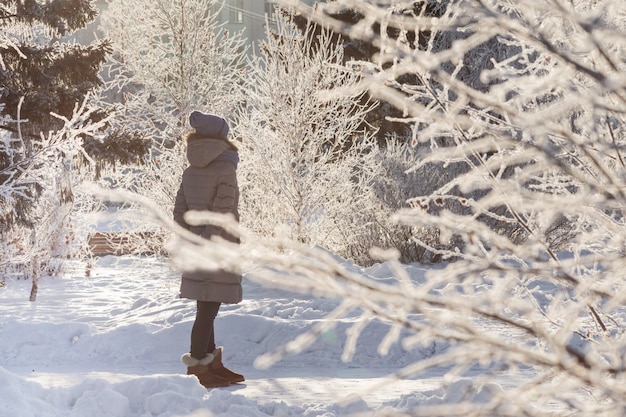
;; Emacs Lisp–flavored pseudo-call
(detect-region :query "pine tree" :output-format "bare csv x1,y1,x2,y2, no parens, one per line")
0,0,149,228
1,1,103,131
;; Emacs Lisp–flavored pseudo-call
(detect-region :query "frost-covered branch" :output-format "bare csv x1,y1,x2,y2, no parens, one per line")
79,0,626,414
104,180,626,415
268,0,626,415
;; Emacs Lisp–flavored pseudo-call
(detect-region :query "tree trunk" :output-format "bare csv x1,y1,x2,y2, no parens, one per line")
29,230,40,302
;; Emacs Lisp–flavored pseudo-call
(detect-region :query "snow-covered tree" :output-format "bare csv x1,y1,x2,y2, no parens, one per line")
0,97,111,300
235,11,382,262
0,0,111,226
98,0,249,217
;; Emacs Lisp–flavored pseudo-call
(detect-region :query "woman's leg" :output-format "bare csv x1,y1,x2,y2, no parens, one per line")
190,300,221,360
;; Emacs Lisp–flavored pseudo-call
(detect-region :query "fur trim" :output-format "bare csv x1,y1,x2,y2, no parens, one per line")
184,131,238,150
181,353,215,367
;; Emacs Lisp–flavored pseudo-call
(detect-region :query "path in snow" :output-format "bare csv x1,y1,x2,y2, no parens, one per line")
1,255,539,416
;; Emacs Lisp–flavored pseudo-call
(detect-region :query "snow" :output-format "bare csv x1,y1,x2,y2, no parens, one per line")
2,254,531,417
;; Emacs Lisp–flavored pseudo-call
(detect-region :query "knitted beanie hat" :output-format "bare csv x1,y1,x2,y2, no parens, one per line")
189,111,229,139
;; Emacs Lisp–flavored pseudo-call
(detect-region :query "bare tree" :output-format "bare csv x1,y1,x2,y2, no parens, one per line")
97,0,248,216
1,98,110,299
235,11,383,263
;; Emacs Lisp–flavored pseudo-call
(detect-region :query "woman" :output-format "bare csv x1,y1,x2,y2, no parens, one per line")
173,110,244,388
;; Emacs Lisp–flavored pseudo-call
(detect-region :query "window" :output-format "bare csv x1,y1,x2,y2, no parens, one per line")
229,0,244,24
209,4,220,20
264,1,276,22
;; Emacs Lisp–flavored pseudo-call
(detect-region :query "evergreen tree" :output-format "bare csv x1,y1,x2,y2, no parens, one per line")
0,0,104,133
0,0,150,299
0,0,149,228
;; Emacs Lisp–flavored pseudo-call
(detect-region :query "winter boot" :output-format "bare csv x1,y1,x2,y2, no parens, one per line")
208,347,245,383
181,353,230,388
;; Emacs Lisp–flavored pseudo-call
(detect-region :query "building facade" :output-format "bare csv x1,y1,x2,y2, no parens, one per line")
218,0,318,55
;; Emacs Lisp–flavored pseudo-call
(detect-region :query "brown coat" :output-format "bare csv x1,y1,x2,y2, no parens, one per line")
173,135,242,304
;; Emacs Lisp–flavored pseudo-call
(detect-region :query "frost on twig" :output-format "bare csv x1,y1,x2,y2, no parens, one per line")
272,0,626,415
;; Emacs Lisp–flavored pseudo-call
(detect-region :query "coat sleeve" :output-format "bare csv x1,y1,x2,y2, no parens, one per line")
173,182,189,229
212,172,238,215
202,164,238,241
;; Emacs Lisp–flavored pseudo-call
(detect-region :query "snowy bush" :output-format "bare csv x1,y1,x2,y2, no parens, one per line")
371,137,465,264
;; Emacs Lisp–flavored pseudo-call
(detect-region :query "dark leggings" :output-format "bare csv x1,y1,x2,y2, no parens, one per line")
190,300,221,360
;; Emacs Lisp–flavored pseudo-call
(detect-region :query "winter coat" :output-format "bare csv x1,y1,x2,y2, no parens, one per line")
173,134,242,304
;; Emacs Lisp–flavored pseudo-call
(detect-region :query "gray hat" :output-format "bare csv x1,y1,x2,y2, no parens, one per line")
189,111,229,139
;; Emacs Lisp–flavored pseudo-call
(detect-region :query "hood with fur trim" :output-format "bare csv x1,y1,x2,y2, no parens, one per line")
186,138,231,168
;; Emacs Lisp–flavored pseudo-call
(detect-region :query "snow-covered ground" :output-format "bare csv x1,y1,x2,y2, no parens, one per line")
2,254,533,417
